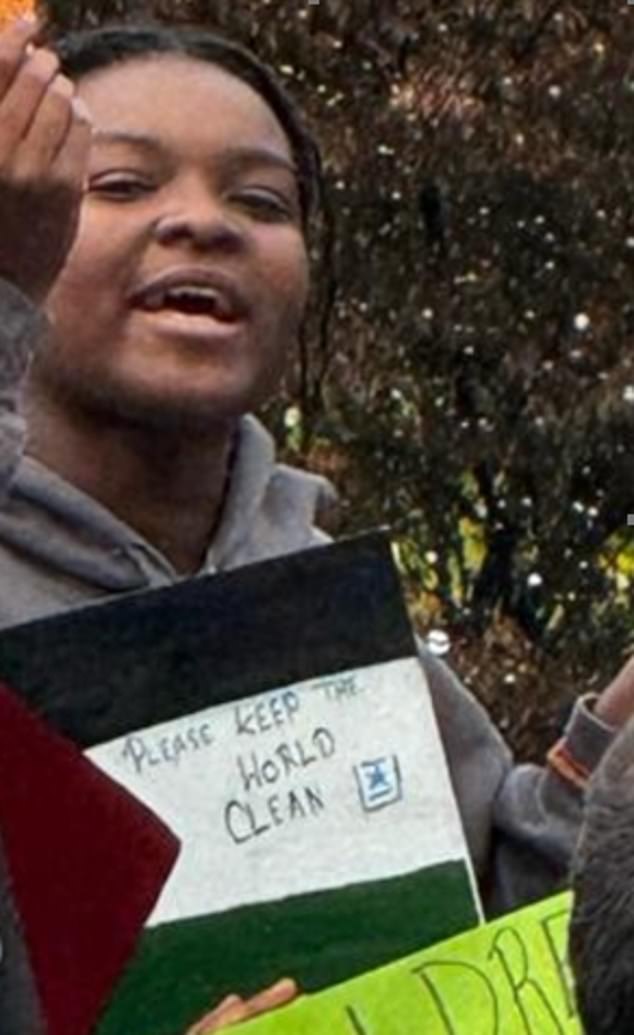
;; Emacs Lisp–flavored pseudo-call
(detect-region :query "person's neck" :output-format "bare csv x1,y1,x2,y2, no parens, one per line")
25,396,237,576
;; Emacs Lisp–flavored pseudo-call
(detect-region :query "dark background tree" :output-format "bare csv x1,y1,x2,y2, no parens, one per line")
42,0,634,758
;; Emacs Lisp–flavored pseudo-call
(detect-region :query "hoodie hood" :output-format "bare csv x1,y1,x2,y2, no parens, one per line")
0,415,334,630
208,416,333,570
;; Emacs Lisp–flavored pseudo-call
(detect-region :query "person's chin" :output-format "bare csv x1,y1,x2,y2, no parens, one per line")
110,372,265,432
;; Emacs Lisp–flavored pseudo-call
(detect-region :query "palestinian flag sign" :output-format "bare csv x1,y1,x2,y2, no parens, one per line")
0,533,481,1035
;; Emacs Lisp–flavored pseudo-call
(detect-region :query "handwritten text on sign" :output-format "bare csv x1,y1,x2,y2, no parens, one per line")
88,657,477,925
238,893,580,1035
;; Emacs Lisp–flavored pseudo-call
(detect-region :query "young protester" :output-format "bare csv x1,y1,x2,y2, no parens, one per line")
0,15,631,1031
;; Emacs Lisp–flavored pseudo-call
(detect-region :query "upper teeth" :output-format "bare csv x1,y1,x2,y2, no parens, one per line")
167,286,218,303
144,285,220,310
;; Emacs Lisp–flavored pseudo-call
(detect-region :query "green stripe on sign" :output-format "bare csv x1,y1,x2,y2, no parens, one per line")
96,861,478,1035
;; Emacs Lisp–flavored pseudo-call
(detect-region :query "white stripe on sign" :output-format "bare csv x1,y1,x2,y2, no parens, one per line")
88,657,479,925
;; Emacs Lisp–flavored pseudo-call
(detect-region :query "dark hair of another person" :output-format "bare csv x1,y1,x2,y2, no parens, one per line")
569,717,634,1035
52,24,321,230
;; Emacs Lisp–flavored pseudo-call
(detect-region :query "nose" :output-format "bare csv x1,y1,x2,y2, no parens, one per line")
154,180,246,254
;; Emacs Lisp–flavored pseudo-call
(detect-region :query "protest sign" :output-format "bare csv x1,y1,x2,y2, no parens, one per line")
238,893,579,1035
0,533,480,1035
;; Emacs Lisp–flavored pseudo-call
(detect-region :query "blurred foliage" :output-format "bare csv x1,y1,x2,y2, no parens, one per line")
42,0,634,757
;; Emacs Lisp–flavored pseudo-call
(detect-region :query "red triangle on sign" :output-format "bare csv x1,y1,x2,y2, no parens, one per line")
0,682,179,1035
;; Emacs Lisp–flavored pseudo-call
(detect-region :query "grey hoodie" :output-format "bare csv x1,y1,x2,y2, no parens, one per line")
0,279,615,912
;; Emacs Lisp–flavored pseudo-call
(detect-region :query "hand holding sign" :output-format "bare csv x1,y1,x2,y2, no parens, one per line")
186,980,299,1035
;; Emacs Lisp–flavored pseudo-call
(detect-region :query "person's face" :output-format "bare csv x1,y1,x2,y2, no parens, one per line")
36,54,309,429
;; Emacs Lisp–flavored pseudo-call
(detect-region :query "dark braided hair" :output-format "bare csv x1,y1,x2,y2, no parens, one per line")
52,24,321,231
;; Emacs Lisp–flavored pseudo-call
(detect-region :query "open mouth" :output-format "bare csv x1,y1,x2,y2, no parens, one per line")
130,269,251,331
138,285,240,323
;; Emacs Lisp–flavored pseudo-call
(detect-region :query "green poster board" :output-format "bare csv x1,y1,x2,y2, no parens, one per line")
239,893,579,1035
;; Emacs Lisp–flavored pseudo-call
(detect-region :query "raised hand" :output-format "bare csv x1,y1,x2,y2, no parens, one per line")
593,655,634,728
0,18,92,303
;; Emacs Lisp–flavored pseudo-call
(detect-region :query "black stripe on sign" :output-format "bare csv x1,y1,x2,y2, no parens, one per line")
0,532,417,748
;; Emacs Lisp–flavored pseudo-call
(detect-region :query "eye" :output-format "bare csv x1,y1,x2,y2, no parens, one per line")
232,190,296,222
87,173,155,200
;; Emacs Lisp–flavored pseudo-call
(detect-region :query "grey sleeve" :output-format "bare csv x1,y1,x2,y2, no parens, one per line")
489,696,614,913
419,645,616,915
0,278,46,501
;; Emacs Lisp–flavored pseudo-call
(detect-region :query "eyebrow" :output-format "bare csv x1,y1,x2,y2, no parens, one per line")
92,130,163,153
92,132,297,175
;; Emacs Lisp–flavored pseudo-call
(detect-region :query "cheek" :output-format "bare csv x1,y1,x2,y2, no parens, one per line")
45,261,85,323
45,245,119,330
45,206,135,323
267,238,310,324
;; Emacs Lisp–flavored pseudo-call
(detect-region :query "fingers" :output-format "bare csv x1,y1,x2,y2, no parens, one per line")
185,994,247,1035
241,977,299,1017
593,654,634,728
16,76,93,183
51,95,93,185
0,17,40,96
0,20,92,302
10,71,72,173
185,978,299,1035
0,46,60,159
0,42,93,187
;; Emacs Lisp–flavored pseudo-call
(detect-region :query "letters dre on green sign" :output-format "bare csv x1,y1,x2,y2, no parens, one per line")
239,893,580,1035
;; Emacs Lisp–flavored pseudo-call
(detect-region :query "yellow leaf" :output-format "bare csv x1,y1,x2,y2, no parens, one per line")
0,0,36,27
